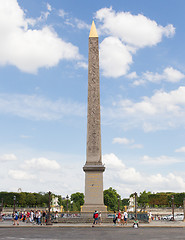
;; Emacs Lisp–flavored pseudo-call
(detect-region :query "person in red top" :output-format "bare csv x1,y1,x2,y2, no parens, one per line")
26,211,30,223
117,210,121,225
92,210,99,226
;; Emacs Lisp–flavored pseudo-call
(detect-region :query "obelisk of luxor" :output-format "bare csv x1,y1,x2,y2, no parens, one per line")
81,21,107,213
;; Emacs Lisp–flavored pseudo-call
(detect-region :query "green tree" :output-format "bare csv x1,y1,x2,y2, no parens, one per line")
71,192,84,211
104,187,120,211
138,191,151,211
122,198,129,207
26,193,36,207
19,192,27,207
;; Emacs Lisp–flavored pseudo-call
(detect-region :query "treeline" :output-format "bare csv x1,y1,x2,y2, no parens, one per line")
1,189,184,212
139,191,185,208
0,192,50,208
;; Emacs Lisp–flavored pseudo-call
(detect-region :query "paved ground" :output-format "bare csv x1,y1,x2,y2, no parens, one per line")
1,220,185,228
1,226,185,240
1,221,185,239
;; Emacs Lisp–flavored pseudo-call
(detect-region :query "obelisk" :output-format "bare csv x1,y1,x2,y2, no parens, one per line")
81,21,107,213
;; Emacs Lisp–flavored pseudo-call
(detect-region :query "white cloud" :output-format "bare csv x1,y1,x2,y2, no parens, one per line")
96,7,175,48
141,155,183,165
113,137,143,149
75,19,91,30
113,137,134,145
95,7,175,78
0,93,85,120
21,157,60,171
104,86,185,131
100,37,132,77
0,154,17,162
175,146,185,153
103,153,142,183
76,61,88,69
0,0,82,73
46,3,52,12
130,144,143,149
8,169,36,180
58,9,67,18
126,72,138,79
143,67,185,84
103,153,185,196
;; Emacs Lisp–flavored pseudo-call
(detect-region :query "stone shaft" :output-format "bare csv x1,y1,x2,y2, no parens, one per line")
82,22,106,213
86,36,101,165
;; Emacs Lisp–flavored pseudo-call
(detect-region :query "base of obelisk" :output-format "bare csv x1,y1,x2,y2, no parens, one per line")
81,204,107,213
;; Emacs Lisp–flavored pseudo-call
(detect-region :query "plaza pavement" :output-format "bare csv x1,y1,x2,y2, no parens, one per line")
1,220,185,228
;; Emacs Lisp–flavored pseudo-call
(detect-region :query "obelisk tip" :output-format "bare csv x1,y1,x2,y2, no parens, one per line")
89,21,98,38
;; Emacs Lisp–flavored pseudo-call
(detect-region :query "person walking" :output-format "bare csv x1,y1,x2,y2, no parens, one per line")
113,211,117,226
124,210,128,225
98,211,102,225
92,210,98,226
117,210,121,225
13,211,19,225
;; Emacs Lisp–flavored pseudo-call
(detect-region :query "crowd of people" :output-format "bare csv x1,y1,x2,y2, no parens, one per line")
92,209,140,228
112,210,128,226
12,210,54,225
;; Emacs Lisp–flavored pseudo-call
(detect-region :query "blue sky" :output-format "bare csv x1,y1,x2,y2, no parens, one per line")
1,0,185,198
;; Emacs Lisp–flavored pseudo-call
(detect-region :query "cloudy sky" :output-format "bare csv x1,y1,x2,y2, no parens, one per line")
1,0,185,198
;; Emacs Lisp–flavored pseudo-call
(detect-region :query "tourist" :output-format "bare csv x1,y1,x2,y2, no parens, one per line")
124,210,128,225
117,210,121,225
133,218,139,228
113,211,117,225
13,211,19,225
37,210,42,225
30,210,34,223
148,211,152,223
98,211,102,225
42,211,46,224
26,211,30,223
92,210,98,226
121,211,124,225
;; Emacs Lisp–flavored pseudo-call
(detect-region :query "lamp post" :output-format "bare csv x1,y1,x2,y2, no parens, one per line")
46,191,52,225
0,198,3,222
66,195,69,212
183,198,185,222
171,195,174,221
13,196,16,216
134,192,137,218
118,196,120,211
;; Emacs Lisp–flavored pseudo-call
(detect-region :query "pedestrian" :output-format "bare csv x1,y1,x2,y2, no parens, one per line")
124,210,128,225
42,211,46,224
13,211,19,225
37,210,42,225
121,211,124,225
117,210,121,225
26,211,30,223
55,211,59,223
92,210,98,226
113,211,117,225
148,211,152,223
98,211,102,225
30,210,34,223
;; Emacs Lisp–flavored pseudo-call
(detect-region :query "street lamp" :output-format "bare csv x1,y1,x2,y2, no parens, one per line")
171,195,174,221
118,196,120,211
134,192,137,218
46,191,53,225
13,196,16,216
66,195,69,212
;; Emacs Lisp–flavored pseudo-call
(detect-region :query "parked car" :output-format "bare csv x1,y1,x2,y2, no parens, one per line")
162,214,184,221
2,214,13,221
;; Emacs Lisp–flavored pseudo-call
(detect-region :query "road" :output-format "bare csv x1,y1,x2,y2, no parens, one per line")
1,227,185,240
